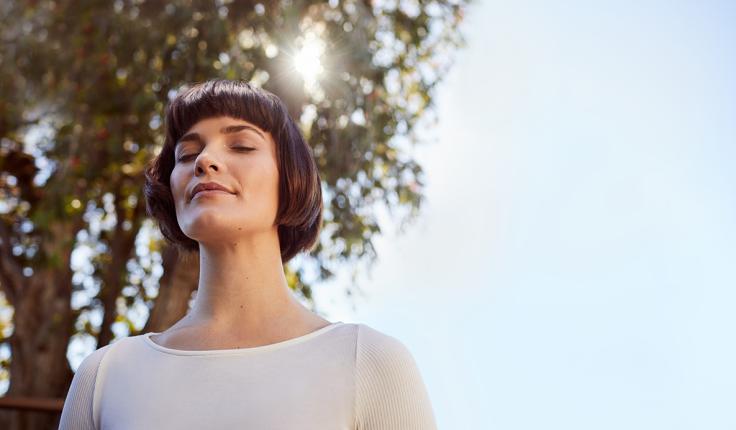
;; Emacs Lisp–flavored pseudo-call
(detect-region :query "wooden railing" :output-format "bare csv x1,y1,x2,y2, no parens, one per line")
0,396,64,413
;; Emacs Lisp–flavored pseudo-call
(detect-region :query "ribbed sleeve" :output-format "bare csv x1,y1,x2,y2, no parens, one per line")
58,344,111,430
354,324,438,430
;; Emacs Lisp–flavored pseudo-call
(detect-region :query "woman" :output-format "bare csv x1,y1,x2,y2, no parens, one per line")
58,79,438,429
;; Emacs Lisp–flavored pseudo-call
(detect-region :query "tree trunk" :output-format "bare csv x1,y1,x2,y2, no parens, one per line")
0,222,79,430
97,191,147,349
143,244,199,334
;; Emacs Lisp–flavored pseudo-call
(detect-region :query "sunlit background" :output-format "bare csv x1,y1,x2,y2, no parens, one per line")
314,1,736,429
11,0,734,428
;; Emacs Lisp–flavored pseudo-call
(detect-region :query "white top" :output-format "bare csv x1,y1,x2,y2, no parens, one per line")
58,322,438,429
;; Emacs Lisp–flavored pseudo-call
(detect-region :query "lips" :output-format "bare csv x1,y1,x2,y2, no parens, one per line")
190,181,234,201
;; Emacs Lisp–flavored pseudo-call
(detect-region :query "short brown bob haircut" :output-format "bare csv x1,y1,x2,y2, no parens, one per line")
143,79,323,264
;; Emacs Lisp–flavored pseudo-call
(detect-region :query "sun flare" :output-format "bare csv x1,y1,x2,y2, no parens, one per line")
292,31,326,89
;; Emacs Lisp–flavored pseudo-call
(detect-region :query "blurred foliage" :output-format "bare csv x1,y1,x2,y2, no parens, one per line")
0,0,470,398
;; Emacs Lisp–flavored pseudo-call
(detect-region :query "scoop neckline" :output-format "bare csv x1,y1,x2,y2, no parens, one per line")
142,321,345,356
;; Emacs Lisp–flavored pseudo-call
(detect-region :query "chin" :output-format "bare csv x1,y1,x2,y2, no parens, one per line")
185,223,253,240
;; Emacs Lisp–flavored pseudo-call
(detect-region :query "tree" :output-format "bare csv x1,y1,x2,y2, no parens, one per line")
0,0,470,428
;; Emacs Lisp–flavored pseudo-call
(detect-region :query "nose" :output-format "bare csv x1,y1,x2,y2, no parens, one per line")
194,151,220,175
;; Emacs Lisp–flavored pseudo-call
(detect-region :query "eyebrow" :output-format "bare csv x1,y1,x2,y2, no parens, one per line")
176,124,266,147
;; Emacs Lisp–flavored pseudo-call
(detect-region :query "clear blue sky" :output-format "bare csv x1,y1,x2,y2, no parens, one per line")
316,1,736,428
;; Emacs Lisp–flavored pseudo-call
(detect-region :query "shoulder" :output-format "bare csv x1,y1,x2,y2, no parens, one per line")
354,323,426,388
78,342,114,375
59,341,115,430
355,323,418,370
68,341,115,396
353,323,438,430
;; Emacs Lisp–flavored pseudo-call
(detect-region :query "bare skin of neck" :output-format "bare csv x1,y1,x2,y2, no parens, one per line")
150,235,332,351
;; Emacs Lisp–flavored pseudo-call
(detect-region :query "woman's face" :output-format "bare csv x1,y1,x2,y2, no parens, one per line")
169,115,280,245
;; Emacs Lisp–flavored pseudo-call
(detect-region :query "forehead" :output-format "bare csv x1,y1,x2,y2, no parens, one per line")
183,116,263,135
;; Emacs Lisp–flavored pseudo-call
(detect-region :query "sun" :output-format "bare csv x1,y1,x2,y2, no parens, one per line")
292,31,326,91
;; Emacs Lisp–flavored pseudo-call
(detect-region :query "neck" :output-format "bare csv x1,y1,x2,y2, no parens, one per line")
185,230,316,333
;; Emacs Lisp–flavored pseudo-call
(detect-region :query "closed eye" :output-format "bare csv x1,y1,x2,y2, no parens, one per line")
177,147,255,162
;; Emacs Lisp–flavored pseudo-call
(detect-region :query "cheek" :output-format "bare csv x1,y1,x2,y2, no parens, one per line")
169,168,186,201
264,162,280,203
